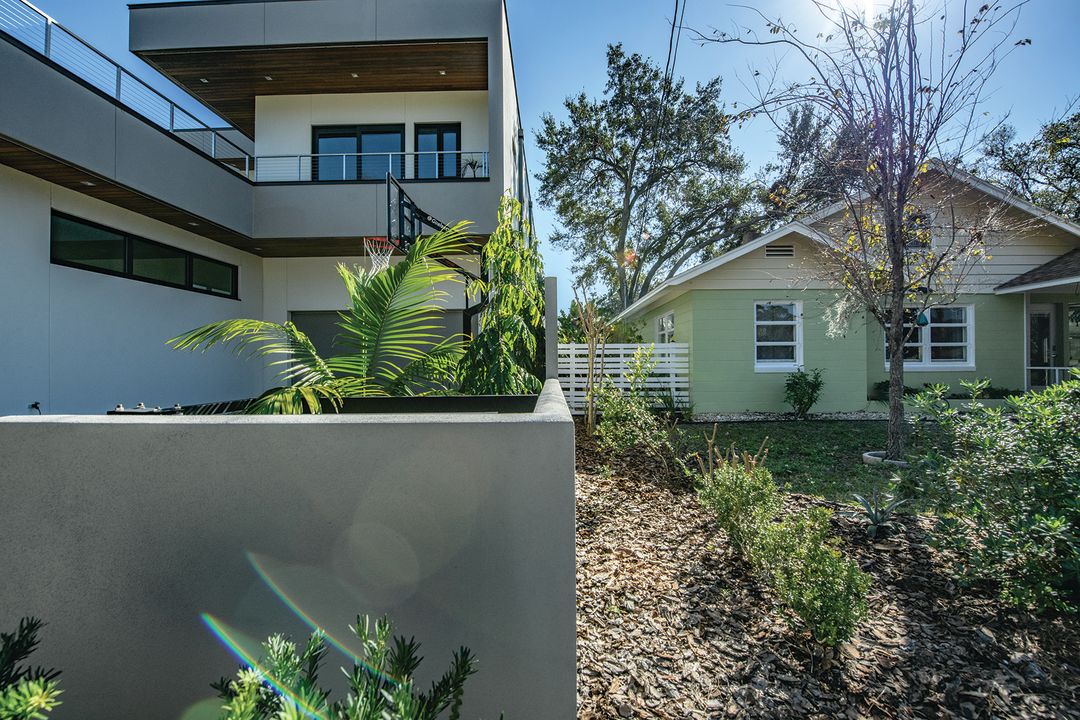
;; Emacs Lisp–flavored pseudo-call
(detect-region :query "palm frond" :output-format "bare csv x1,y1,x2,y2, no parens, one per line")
333,223,473,390
167,319,334,386
246,384,343,415
388,336,468,396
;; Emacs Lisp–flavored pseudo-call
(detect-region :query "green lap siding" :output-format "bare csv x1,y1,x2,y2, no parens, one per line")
864,294,1026,395
641,289,868,413
639,294,694,348
636,290,1031,413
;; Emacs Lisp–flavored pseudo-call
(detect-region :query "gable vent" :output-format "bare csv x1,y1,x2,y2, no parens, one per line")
765,244,795,258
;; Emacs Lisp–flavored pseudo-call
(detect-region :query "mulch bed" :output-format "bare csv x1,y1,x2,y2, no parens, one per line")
575,422,1080,719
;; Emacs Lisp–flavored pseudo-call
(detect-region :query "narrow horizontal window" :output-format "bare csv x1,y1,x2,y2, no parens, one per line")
51,214,125,273
132,238,187,286
192,256,236,296
50,211,238,299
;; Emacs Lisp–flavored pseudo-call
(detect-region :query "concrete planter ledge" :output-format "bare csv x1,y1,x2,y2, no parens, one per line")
0,379,574,720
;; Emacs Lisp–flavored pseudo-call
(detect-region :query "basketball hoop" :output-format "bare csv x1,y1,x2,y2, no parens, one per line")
364,236,395,274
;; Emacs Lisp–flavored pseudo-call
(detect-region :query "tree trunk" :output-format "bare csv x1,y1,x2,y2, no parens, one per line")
885,299,907,460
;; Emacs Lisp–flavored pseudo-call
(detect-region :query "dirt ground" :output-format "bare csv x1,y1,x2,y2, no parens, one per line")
575,423,1080,719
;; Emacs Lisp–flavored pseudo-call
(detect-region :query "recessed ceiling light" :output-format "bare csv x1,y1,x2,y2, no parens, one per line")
350,72,359,78
199,77,209,83
264,75,273,81
80,180,96,187
187,221,199,227
438,69,447,76
252,246,263,251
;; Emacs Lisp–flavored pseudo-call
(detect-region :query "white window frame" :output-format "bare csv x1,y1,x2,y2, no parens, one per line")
656,312,675,343
754,300,803,373
884,304,976,372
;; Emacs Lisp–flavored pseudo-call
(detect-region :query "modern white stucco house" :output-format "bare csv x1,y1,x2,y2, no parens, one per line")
0,0,531,414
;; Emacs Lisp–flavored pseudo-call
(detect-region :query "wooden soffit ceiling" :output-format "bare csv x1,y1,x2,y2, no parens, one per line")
136,41,489,137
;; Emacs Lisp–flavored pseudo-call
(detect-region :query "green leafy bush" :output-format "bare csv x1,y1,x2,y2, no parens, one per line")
784,368,824,417
0,618,61,720
213,615,478,720
869,379,1021,402
169,226,473,413
754,508,871,646
595,346,673,466
690,426,869,645
458,195,545,395
694,435,779,552
912,376,1080,613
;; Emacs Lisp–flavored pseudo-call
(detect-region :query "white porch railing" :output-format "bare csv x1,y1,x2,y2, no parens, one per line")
1027,366,1078,388
557,343,690,414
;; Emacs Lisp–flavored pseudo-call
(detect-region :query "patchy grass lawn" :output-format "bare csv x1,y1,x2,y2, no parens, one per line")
679,420,935,504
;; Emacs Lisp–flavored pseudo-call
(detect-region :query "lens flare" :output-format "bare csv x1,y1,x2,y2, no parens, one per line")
200,613,328,720
244,551,400,684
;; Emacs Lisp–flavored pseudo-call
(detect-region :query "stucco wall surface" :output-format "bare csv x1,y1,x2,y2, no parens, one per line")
0,381,576,720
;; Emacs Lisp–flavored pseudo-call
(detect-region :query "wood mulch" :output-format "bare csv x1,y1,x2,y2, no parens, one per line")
575,422,1080,719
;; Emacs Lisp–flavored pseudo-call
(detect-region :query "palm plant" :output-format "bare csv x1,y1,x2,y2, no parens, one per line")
169,224,473,414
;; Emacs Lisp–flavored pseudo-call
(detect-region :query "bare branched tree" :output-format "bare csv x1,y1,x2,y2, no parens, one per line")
698,0,1032,458
574,285,615,435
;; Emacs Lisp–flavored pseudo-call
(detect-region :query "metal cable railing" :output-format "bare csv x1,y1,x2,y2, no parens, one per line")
253,150,490,183
0,0,252,174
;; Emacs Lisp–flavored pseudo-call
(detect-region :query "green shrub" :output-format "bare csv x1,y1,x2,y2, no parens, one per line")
913,375,1080,613
784,368,824,417
0,618,62,720
869,379,1021,402
595,346,674,466
690,426,869,646
755,509,871,645
694,436,780,552
213,615,478,720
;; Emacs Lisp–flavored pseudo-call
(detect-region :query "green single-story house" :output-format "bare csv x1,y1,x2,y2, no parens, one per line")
616,167,1080,414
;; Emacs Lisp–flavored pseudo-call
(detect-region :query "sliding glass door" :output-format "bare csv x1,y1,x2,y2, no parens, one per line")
312,125,405,181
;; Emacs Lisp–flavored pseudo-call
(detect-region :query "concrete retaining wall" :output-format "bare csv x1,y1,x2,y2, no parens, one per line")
0,380,575,719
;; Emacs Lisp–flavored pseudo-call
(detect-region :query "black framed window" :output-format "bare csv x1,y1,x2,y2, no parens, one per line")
50,214,126,273
312,125,405,181
131,237,187,286
415,123,461,179
50,212,238,299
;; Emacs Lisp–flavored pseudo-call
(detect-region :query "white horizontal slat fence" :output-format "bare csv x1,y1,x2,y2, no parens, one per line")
557,343,690,414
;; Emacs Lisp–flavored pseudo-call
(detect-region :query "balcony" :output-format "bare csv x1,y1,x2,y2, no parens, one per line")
250,150,489,183
0,0,252,172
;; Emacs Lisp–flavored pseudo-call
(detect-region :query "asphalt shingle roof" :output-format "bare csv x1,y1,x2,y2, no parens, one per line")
996,249,1080,291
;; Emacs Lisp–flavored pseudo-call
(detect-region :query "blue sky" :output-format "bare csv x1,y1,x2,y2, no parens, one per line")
27,0,1080,309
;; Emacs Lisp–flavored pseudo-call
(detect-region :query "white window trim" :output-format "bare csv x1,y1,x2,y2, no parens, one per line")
754,300,804,373
884,304,976,372
656,312,675,343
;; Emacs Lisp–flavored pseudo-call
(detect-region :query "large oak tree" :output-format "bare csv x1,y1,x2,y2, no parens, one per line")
536,44,755,311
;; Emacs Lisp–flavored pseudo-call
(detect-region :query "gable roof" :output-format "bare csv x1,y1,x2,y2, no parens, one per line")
995,249,1080,294
618,162,1080,320
615,222,821,320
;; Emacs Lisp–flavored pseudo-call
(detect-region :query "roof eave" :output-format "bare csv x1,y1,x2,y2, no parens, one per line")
994,275,1080,295
615,222,821,321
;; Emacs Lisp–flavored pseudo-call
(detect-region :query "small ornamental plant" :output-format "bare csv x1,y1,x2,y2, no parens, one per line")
784,368,824,418
213,615,480,720
691,425,871,646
